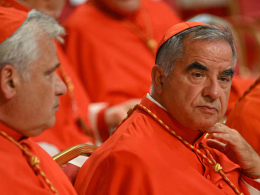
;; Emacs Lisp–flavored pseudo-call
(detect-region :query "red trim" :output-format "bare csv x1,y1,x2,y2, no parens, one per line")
242,174,260,190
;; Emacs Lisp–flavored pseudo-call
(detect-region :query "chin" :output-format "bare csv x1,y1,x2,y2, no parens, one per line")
28,129,46,137
45,117,56,129
193,120,217,132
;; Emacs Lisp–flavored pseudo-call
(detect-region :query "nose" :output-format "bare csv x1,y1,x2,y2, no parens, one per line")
202,79,221,101
55,73,67,96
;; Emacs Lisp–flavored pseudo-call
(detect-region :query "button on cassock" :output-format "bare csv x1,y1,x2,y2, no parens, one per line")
218,183,223,189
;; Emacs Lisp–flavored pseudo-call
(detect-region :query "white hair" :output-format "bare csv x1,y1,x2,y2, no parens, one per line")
0,9,65,78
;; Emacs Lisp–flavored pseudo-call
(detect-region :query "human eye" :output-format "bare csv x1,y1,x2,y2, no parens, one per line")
218,75,232,88
189,71,205,84
192,72,204,78
45,70,54,77
219,76,231,82
44,69,56,82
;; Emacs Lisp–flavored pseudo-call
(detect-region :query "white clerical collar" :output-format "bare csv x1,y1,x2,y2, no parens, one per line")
146,93,167,111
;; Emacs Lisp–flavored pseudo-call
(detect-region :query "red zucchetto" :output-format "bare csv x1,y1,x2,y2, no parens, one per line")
0,6,28,44
156,21,208,54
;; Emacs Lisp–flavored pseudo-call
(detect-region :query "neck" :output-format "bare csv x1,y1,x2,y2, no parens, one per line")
143,96,204,145
150,92,164,108
89,0,138,20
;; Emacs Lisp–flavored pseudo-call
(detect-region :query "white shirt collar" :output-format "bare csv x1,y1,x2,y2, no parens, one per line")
146,93,167,111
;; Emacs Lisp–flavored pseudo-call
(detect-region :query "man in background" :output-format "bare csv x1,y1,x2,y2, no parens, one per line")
63,0,182,141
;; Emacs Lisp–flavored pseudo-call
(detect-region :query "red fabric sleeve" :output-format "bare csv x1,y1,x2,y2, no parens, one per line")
97,107,110,142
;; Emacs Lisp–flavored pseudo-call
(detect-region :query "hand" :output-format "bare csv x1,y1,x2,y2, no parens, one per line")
206,123,260,175
105,99,141,127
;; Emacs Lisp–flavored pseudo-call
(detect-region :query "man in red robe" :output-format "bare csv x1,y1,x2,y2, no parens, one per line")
0,7,77,194
226,78,260,156
74,22,260,194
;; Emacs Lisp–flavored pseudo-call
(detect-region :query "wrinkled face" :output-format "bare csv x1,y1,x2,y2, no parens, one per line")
161,39,234,131
96,0,140,17
16,39,67,136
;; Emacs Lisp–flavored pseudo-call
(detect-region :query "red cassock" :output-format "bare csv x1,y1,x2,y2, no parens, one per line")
0,122,77,194
226,80,260,155
74,96,259,195
63,0,182,106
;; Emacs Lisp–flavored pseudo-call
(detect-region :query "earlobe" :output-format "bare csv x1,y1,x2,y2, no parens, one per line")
0,65,18,99
151,65,165,95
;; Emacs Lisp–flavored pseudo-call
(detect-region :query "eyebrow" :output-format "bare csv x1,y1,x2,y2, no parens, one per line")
186,61,208,71
186,61,235,77
221,68,235,77
45,63,60,75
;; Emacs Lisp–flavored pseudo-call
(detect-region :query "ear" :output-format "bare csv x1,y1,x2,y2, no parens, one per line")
151,65,165,95
0,65,19,99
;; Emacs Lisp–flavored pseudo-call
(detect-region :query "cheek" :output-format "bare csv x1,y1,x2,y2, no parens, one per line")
220,88,231,106
185,87,203,106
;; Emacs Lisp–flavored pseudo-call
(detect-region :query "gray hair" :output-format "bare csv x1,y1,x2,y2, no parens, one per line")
0,9,65,78
155,25,237,77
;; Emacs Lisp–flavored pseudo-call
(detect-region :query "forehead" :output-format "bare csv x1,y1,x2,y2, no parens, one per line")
29,39,58,72
178,38,233,71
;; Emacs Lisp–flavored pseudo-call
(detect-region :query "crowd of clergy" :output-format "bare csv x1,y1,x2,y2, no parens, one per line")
0,0,260,194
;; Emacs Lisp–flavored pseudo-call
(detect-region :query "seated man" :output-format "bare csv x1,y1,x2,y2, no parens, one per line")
0,7,77,194
74,22,260,194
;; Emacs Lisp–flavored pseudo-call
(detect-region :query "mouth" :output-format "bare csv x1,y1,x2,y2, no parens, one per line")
197,106,218,114
53,103,60,111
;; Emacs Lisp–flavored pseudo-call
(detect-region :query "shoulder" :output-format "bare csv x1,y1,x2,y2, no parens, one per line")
75,146,153,194
0,136,24,163
110,110,162,149
83,110,160,167
0,137,39,190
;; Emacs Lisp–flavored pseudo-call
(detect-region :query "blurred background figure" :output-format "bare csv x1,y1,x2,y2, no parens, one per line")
63,0,181,142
